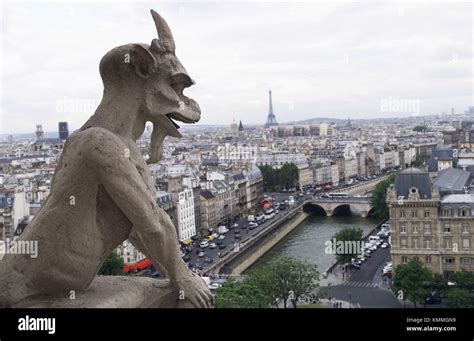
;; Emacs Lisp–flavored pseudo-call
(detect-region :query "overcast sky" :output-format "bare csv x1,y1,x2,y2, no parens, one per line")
1,1,473,134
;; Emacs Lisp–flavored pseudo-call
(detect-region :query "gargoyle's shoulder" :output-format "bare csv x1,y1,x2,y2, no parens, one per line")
68,127,127,160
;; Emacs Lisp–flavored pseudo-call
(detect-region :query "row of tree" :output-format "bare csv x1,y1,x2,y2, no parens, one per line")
215,256,320,308
392,258,474,307
370,173,395,219
258,163,299,192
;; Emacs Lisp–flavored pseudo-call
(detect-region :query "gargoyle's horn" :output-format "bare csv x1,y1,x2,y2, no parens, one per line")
150,9,175,53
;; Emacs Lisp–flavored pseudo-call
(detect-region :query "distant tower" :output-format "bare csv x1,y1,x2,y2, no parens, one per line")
238,120,244,132
58,121,69,140
35,125,44,140
230,118,238,133
264,90,278,128
451,108,455,115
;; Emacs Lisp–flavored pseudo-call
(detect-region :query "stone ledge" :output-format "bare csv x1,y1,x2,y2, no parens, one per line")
15,276,195,308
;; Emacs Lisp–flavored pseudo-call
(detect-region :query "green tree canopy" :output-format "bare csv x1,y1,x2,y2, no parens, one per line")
258,163,299,191
214,278,272,308
215,256,319,308
330,227,364,263
370,174,395,219
444,288,473,308
413,125,427,132
449,269,474,291
98,250,124,276
392,257,433,307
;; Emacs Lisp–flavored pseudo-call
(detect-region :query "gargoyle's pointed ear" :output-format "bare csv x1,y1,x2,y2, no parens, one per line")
130,44,157,79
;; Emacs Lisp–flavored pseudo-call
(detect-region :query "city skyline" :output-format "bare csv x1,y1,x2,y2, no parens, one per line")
1,1,473,134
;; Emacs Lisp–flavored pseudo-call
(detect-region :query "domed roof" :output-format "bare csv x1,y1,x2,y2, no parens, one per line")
395,167,432,199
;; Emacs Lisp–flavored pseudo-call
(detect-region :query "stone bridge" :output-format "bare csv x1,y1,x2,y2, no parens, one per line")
304,197,373,218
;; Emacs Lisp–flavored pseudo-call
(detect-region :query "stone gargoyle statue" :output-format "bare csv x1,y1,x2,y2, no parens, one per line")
0,9,213,308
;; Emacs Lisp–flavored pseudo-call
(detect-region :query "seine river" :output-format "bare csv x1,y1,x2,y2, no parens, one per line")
249,215,380,273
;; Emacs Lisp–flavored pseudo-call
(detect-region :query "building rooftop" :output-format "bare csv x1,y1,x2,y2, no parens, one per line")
441,194,474,204
432,168,470,193
394,167,432,199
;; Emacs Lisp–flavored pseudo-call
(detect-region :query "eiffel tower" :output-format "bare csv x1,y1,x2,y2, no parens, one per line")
264,90,278,128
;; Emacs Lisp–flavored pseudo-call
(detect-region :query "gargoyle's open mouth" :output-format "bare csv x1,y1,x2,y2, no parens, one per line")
165,113,181,129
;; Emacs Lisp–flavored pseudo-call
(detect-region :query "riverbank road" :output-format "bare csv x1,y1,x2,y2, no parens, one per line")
320,246,401,307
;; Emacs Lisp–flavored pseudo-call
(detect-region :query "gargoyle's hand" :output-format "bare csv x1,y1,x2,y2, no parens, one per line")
174,274,214,308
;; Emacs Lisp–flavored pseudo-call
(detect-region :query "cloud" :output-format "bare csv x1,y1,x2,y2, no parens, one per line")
1,1,472,133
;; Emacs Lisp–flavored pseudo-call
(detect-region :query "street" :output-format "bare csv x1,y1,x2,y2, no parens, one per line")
321,245,401,308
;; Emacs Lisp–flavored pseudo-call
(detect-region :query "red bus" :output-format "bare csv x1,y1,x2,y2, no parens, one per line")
122,258,152,273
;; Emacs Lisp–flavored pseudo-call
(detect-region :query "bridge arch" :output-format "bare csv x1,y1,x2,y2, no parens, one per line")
303,203,327,216
331,204,352,217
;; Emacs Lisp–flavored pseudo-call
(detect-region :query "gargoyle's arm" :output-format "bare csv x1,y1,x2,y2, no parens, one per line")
85,128,189,283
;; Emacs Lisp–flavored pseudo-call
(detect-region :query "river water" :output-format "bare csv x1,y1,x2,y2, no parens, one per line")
249,215,380,273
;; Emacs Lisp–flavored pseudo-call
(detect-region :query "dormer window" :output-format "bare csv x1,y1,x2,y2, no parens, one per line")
460,207,470,217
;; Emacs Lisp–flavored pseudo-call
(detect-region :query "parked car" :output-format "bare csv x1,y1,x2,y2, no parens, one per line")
349,262,361,269
182,255,191,262
381,242,389,248
219,243,226,249
198,251,206,258
200,240,209,248
209,242,217,249
216,239,224,245
234,229,240,234
218,235,225,240
425,293,442,305
208,283,220,290
232,223,239,229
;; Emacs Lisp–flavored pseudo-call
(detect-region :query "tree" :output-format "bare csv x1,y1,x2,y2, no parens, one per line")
449,269,474,291
214,278,271,308
445,288,473,308
430,273,448,297
216,256,319,308
392,258,433,307
413,125,427,132
330,227,364,263
258,163,299,191
370,174,395,219
412,154,429,168
98,250,124,275
252,256,319,308
279,163,299,189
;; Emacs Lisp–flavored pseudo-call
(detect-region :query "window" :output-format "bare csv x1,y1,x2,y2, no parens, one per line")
401,238,407,248
400,210,406,218
401,256,408,264
443,208,451,217
424,224,431,234
444,239,452,249
412,210,417,218
462,224,470,233
412,224,418,233
444,224,451,233
413,238,419,249
460,207,470,217
444,258,455,264
461,258,472,265
424,211,430,218
425,255,432,264
462,239,470,249
400,224,406,233
425,239,431,249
